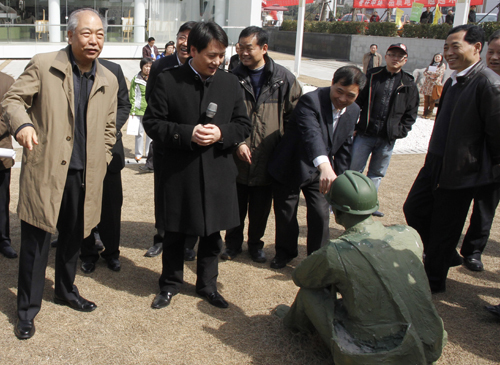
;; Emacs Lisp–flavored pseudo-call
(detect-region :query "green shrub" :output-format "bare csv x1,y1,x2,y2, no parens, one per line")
281,20,297,32
366,22,398,37
479,22,500,41
401,23,452,39
279,19,500,40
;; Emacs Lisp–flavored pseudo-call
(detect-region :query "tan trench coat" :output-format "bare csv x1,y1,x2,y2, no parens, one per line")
1,46,117,236
0,72,15,170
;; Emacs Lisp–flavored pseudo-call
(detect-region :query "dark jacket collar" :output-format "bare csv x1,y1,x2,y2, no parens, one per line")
456,60,485,85
368,66,415,86
232,54,277,84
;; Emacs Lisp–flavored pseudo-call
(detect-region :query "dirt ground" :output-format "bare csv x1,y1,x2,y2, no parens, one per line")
1,54,499,363
1,143,500,364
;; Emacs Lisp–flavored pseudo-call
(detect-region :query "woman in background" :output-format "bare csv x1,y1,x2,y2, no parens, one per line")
130,57,153,161
421,53,446,119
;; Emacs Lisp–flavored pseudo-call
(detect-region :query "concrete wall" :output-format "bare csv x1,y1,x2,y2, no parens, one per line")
349,35,447,72
268,30,351,60
267,28,451,71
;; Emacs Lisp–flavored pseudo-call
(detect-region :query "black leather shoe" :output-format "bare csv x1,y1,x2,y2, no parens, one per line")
54,295,97,312
145,243,163,257
249,249,266,263
463,256,484,272
14,319,35,340
151,291,174,309
184,248,196,261
106,258,121,272
372,210,384,217
81,261,96,274
0,245,18,259
201,292,229,309
449,251,463,267
270,256,293,269
220,248,242,260
485,304,500,317
51,239,58,248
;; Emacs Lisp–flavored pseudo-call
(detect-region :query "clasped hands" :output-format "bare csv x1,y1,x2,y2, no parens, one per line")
191,124,221,146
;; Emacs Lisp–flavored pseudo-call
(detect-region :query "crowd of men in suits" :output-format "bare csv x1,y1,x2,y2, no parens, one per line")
0,7,499,342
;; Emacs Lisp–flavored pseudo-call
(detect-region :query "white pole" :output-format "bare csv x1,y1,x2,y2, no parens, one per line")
48,0,60,42
134,0,146,43
294,0,306,77
332,0,337,20
454,0,471,26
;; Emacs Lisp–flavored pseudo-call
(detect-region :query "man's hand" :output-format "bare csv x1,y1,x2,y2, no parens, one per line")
236,144,252,164
318,162,337,194
191,124,222,146
16,126,38,151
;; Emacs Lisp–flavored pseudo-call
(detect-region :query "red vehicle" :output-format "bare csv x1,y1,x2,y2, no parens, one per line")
339,13,370,22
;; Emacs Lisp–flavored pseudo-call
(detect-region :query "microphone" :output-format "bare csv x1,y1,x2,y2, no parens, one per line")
205,102,217,124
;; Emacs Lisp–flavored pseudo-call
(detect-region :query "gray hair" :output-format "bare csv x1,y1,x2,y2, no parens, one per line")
67,8,105,32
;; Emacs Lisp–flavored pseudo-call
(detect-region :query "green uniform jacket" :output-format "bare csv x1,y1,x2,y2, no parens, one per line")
288,219,447,364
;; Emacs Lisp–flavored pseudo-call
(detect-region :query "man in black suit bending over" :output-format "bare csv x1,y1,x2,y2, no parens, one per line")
268,66,366,269
143,21,199,260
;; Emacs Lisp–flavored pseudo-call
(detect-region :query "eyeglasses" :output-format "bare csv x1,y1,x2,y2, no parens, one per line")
177,35,188,42
386,53,407,61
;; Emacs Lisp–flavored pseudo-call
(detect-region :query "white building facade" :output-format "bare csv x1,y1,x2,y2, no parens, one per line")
0,0,261,58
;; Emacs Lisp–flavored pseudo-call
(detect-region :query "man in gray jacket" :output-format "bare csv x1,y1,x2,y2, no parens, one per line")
221,26,302,263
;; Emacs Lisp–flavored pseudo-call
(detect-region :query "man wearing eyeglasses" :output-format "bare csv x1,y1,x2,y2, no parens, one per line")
350,43,419,217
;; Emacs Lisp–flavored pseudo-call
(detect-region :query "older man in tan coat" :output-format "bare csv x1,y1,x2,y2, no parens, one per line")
2,8,117,340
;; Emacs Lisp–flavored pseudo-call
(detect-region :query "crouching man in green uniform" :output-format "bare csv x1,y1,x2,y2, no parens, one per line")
276,171,447,364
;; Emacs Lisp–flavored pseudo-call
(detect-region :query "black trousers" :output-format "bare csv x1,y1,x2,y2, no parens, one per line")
80,169,123,262
460,182,500,259
224,183,273,252
0,168,11,249
272,175,330,259
18,169,85,321
152,141,164,232
150,141,197,251
403,155,474,291
159,231,222,296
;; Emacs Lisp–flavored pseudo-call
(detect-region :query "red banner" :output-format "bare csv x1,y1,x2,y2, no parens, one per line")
263,0,315,6
354,0,482,8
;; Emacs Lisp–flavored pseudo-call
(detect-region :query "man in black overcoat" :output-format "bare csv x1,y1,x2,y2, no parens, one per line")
268,66,366,269
143,21,251,309
143,21,198,260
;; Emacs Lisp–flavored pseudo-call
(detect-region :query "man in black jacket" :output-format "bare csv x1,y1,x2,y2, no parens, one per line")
404,25,500,294
78,59,131,273
420,7,434,24
143,21,198,260
220,26,302,263
267,66,365,269
143,21,251,309
350,43,419,217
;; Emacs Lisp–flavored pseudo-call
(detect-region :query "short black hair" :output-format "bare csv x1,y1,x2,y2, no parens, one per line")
140,57,153,69
165,41,175,48
238,26,268,47
187,21,228,53
178,21,197,34
489,30,500,44
333,66,367,90
148,37,155,42
448,24,485,52
370,44,378,48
